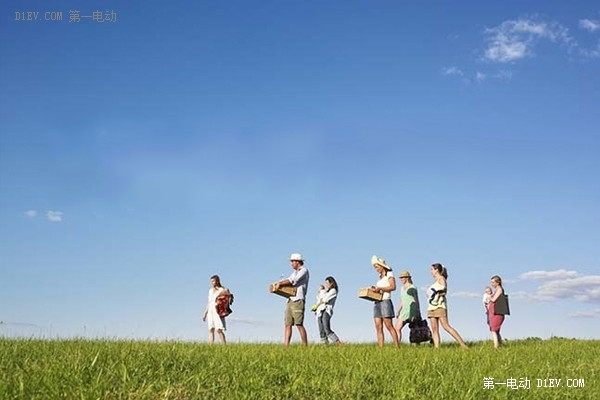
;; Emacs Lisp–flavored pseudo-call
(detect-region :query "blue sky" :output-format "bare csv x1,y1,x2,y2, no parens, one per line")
1,0,599,344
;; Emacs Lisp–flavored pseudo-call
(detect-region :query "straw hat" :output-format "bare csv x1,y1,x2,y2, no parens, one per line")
399,270,411,278
371,255,391,271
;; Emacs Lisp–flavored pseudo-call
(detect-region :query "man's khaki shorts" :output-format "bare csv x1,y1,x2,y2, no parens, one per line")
285,299,305,326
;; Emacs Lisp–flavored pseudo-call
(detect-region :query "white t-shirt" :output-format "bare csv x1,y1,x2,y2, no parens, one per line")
376,271,394,300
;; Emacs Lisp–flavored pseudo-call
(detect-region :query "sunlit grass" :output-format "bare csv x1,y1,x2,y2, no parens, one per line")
1,337,598,399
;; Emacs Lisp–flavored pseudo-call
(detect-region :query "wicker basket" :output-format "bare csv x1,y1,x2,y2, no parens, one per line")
269,284,297,298
358,287,383,302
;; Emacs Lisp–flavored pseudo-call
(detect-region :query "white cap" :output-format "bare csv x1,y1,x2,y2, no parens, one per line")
289,253,304,261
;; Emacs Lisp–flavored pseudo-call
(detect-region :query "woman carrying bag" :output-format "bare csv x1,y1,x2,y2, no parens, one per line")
394,270,426,343
488,275,509,348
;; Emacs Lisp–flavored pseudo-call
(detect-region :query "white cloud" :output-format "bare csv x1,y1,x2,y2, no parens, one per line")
520,269,578,280
536,277,600,303
569,309,600,319
445,68,512,84
24,210,38,218
507,290,531,301
579,18,600,32
485,34,528,62
227,317,274,327
452,291,480,299
46,211,63,222
580,38,600,58
519,271,600,303
444,16,599,80
442,66,463,76
483,17,574,63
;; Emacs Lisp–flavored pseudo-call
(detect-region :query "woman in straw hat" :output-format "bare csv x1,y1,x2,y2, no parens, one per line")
427,263,468,349
370,255,400,348
394,270,422,343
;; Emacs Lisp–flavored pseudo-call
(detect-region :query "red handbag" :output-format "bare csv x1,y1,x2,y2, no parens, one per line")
216,294,233,317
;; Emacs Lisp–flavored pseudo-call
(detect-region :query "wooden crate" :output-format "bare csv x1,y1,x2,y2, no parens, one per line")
269,284,297,298
358,287,383,302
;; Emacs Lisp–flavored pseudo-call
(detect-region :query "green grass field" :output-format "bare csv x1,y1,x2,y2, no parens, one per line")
1,337,598,399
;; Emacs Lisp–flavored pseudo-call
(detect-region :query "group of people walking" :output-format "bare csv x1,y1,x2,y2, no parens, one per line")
368,256,468,349
204,253,507,348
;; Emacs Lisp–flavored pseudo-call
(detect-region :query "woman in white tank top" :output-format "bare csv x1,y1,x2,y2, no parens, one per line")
428,263,468,349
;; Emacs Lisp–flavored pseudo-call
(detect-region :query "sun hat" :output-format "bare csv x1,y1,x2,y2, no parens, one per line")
371,255,392,271
399,270,411,278
289,253,304,261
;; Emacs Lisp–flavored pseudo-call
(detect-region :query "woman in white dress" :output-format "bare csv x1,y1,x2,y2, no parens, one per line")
202,275,230,345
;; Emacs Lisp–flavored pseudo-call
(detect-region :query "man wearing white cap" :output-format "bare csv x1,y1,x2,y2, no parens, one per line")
272,253,310,347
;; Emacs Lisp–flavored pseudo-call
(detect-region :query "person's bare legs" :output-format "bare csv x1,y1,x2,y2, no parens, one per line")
374,318,385,347
491,331,498,348
383,318,399,347
395,320,407,343
208,328,215,345
491,330,502,348
284,325,292,347
439,316,468,348
430,318,441,348
297,325,308,346
217,329,226,345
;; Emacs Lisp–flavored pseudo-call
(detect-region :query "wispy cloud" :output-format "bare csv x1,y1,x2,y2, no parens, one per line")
227,317,274,327
579,18,600,32
580,39,600,58
452,291,480,299
46,211,63,222
0,320,40,327
442,65,512,83
520,270,600,303
569,309,600,319
484,17,574,63
578,18,600,58
441,66,463,76
445,15,600,83
507,290,532,301
520,269,578,280
24,210,38,218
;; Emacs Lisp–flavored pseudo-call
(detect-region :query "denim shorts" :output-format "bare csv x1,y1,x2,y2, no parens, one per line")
373,299,395,319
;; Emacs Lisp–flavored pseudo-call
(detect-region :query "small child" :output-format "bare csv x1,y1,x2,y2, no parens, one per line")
483,286,492,309
312,284,327,313
483,286,493,326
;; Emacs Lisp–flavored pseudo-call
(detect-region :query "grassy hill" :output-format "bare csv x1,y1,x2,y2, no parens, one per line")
1,337,598,399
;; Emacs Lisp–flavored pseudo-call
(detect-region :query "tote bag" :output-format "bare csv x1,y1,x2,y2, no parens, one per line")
409,319,433,344
494,293,510,316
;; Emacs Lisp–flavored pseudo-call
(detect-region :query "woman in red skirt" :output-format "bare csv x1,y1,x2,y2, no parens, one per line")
488,275,506,348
